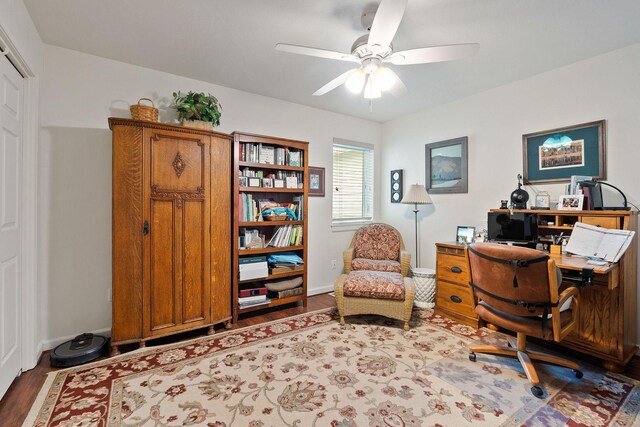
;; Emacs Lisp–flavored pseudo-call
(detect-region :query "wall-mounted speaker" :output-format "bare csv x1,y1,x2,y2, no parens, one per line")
391,169,403,203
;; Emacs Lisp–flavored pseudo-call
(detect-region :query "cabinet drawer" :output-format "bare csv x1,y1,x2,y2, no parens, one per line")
437,254,470,285
580,216,620,229
436,280,476,317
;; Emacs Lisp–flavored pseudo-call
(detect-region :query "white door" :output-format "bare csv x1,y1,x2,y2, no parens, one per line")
0,55,23,398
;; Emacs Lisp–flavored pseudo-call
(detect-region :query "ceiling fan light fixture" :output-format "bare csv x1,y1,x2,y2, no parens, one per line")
375,66,396,91
345,69,366,93
363,74,381,99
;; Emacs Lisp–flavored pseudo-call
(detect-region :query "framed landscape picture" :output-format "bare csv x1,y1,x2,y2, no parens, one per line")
522,120,606,184
308,166,325,197
425,136,468,194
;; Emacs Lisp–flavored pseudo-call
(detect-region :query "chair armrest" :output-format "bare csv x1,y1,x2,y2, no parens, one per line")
558,286,579,307
343,248,355,274
400,250,411,277
554,286,580,341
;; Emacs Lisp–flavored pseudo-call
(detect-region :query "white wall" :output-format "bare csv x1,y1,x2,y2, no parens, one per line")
380,43,640,337
39,45,381,347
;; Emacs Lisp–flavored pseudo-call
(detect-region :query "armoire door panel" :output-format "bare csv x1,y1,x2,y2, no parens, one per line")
150,133,205,192
150,199,178,331
182,199,210,323
210,136,231,322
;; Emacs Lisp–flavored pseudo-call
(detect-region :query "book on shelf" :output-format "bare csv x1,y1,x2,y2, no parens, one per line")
239,255,267,264
239,193,259,222
292,195,303,220
267,224,303,247
564,221,635,262
238,298,272,308
259,145,275,164
288,150,301,166
238,294,267,303
239,287,268,297
268,286,303,299
275,147,286,165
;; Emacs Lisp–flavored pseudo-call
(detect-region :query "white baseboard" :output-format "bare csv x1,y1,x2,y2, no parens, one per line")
308,284,334,296
41,327,112,352
38,287,335,355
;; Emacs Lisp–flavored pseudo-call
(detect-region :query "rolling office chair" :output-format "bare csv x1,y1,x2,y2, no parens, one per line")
466,243,582,398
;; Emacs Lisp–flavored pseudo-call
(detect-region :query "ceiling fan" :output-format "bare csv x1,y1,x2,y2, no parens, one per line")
275,0,479,99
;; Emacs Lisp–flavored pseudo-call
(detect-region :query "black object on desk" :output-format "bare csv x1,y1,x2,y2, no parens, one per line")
561,267,594,286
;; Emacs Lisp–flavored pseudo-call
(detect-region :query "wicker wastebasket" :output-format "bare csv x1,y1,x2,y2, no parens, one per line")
411,267,436,308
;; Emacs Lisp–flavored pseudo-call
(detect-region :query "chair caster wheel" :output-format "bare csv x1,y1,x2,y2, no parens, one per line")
531,385,544,398
574,370,584,379
469,352,476,362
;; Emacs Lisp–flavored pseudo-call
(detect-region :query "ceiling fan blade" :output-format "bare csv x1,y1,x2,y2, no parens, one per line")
368,0,408,52
275,43,359,63
385,69,407,97
313,69,358,96
386,43,480,65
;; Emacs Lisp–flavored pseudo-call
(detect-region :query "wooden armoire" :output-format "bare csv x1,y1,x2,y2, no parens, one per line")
109,118,232,355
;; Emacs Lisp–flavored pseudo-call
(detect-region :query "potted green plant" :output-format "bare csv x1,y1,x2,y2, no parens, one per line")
172,91,222,130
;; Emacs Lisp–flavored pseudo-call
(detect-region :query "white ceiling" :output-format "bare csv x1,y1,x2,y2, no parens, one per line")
24,0,640,122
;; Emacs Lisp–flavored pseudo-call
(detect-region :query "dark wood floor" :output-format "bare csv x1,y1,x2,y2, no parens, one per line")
1,293,638,427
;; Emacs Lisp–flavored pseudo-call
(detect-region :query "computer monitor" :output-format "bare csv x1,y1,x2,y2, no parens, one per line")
487,212,538,245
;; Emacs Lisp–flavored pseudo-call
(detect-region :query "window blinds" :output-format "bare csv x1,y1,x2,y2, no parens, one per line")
332,142,374,222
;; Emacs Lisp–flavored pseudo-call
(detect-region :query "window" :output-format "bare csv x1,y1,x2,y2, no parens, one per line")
332,139,374,224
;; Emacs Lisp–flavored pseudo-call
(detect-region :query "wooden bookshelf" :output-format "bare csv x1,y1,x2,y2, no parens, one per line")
232,132,309,322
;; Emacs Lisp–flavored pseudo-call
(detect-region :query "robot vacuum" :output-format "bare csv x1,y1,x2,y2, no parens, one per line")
50,333,108,367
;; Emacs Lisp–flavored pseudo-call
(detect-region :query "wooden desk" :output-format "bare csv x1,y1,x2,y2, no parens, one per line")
435,209,637,372
549,253,619,289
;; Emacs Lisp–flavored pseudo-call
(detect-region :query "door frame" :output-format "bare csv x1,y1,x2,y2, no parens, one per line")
0,26,40,371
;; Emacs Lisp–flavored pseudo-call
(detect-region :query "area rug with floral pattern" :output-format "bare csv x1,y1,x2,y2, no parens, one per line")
24,308,640,426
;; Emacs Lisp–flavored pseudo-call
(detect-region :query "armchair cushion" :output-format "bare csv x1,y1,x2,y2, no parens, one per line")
353,224,401,261
351,258,402,273
343,271,405,300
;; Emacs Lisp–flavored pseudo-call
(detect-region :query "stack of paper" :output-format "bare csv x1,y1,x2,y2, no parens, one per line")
564,222,635,262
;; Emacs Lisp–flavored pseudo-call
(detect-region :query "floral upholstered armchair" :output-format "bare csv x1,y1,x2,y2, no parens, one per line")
343,223,411,277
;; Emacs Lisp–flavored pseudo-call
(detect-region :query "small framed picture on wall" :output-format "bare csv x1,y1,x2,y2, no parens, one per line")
308,166,325,197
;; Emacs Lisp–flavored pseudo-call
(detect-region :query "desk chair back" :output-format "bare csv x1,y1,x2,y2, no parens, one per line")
467,243,557,318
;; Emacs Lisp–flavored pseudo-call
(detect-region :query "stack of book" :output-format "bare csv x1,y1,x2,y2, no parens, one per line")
239,193,258,222
268,286,303,299
238,286,270,308
267,224,303,247
240,143,296,166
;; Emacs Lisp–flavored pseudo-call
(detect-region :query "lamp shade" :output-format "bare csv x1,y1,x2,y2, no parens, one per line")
401,184,433,205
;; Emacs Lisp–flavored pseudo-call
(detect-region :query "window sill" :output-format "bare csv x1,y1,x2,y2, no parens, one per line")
331,220,372,232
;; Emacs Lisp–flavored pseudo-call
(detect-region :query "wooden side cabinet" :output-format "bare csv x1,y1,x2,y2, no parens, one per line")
110,118,232,355
434,242,480,328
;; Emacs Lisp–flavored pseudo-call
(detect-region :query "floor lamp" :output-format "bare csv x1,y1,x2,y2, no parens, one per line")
401,184,433,268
